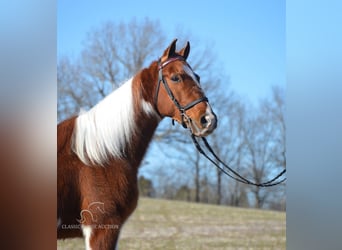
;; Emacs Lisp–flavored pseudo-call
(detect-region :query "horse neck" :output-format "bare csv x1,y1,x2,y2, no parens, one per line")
128,62,161,167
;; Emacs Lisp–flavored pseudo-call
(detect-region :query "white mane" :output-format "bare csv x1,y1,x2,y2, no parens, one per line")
72,78,135,165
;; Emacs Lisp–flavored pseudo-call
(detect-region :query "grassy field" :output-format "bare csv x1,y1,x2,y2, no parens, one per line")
57,197,285,249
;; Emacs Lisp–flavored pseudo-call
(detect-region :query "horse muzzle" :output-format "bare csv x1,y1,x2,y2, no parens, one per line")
186,107,217,137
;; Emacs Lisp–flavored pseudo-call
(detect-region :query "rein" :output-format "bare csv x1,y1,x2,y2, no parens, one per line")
154,56,208,128
190,134,286,187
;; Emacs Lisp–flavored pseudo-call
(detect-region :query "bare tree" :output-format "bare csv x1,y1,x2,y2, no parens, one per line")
57,57,96,121
194,150,201,202
259,86,286,210
240,87,286,209
262,86,286,170
81,18,166,91
58,18,166,121
219,100,250,207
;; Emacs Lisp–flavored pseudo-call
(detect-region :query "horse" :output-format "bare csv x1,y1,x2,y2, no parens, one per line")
57,39,217,250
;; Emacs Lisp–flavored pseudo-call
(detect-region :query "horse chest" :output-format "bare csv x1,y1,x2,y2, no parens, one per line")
79,165,139,216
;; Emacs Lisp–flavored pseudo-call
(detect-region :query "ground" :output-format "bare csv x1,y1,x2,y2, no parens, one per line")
57,197,285,249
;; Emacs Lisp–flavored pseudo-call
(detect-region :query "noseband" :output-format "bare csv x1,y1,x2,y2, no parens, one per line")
153,56,208,128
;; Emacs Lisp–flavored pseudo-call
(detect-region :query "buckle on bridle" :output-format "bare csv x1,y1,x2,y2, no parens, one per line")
180,110,192,129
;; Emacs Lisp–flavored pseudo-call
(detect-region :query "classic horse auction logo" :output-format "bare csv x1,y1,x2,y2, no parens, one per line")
77,201,105,223
60,201,118,230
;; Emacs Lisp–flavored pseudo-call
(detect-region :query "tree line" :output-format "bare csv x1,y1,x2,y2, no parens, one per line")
58,18,285,211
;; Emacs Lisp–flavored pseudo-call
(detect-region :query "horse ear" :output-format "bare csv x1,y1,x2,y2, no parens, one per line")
179,41,190,60
161,39,177,61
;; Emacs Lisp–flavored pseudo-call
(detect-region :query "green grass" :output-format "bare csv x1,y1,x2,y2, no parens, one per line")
57,197,285,249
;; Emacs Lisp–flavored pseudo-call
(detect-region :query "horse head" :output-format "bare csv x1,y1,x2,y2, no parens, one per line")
154,39,217,137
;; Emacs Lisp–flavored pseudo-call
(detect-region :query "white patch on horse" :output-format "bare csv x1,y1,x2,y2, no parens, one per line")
183,64,201,87
141,99,160,118
82,225,93,250
72,78,135,165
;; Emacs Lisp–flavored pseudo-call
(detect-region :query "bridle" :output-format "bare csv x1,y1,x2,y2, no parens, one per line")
153,56,208,128
153,56,286,187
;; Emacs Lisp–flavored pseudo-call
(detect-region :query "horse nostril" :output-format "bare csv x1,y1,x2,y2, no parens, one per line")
200,115,210,128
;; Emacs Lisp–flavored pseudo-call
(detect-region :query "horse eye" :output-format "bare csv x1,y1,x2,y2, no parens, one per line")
171,75,181,83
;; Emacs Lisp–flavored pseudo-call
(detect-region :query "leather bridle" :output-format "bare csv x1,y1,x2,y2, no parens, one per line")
153,56,208,128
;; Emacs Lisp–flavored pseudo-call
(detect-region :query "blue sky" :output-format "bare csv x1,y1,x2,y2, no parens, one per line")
58,0,285,103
